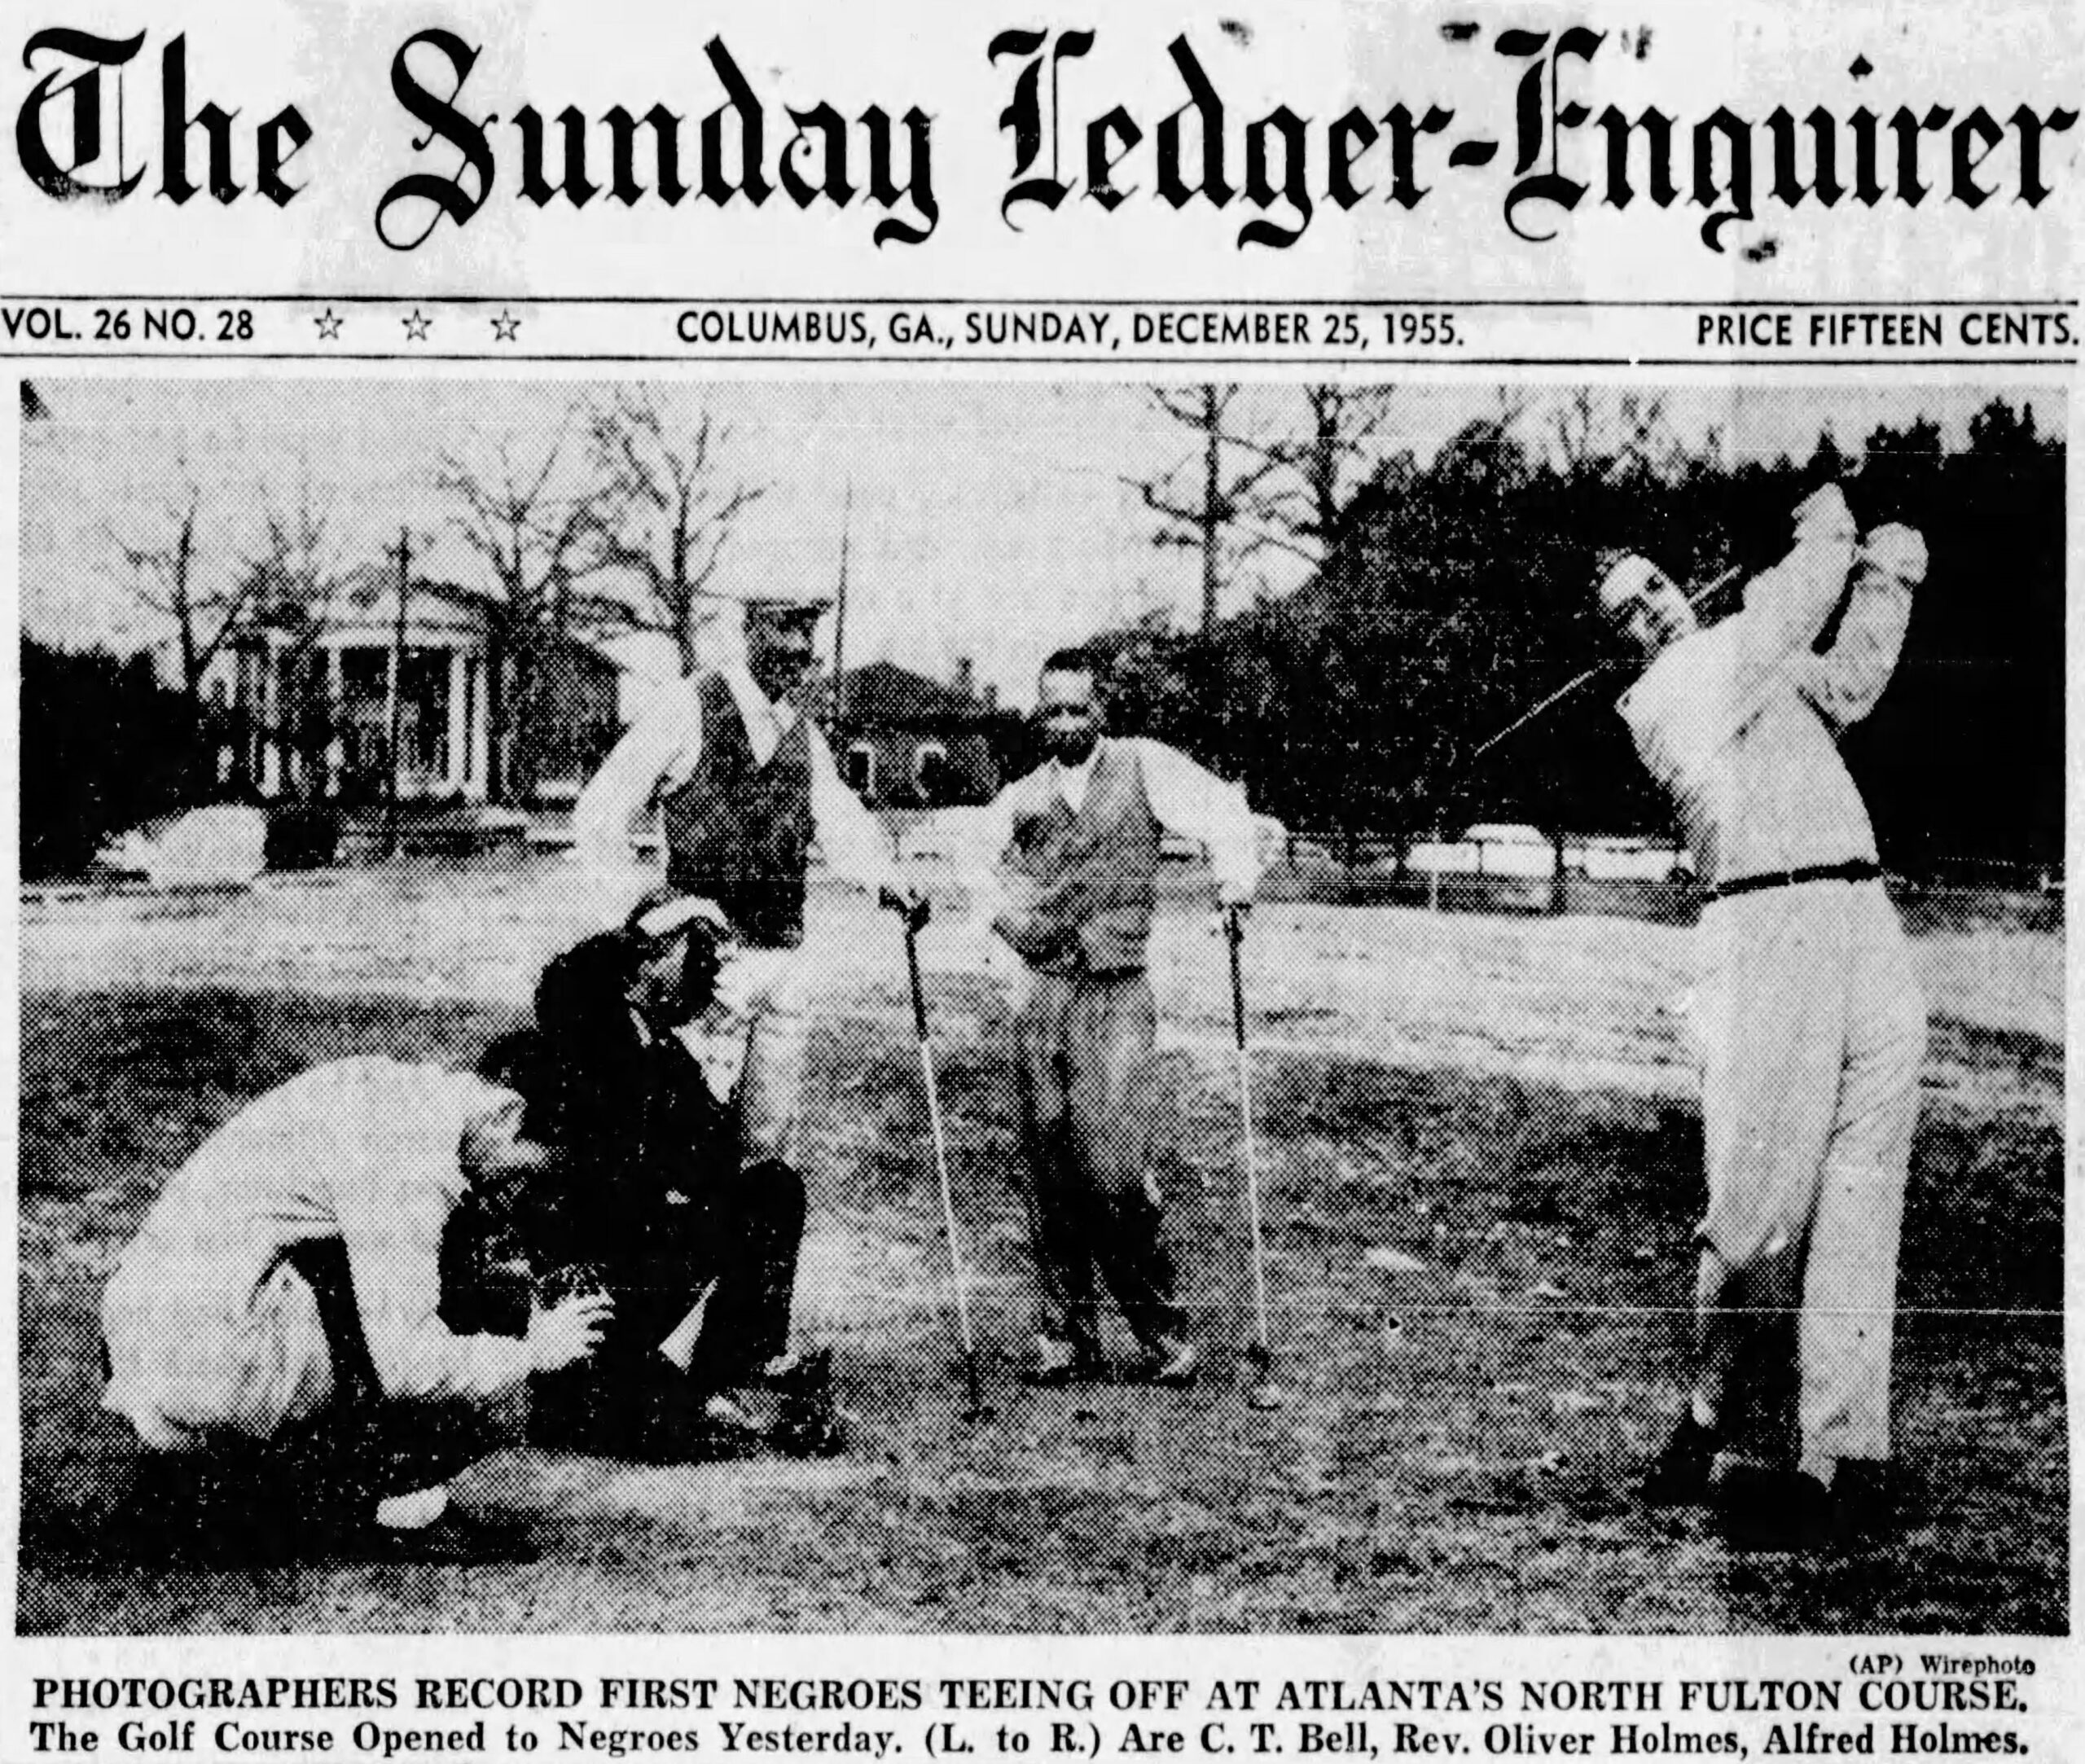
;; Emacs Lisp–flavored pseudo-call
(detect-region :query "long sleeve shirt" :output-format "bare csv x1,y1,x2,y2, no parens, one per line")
1616,492,1920,888
571,663,899,924
100,1060,534,1451
954,736,1262,926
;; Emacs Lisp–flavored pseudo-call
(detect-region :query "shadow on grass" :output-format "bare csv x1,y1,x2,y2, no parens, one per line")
19,985,2065,1635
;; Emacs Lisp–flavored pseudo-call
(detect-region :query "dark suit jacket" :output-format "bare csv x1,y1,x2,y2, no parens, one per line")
529,935,739,1344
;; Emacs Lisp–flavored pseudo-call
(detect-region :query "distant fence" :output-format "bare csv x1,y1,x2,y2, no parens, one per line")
887,809,2061,921
1280,825,2060,893
1264,825,2061,925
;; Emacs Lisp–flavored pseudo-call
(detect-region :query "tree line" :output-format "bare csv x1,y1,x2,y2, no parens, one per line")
24,384,2063,883
1098,390,2063,878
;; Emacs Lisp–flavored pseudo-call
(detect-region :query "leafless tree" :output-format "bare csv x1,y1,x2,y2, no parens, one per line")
105,460,255,710
1544,388,1688,480
1126,384,1402,634
234,472,353,800
1551,387,1601,473
1240,384,1403,555
1126,385,1274,636
583,389,768,672
437,415,617,798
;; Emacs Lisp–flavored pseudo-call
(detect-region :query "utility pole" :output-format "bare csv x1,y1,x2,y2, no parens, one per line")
384,526,410,858
829,482,852,731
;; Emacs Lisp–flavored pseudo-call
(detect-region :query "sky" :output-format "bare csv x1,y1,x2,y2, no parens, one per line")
19,378,2059,707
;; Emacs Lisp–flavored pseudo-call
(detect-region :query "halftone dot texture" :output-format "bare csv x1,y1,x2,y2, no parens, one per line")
16,377,2066,1633
18,872,2063,1634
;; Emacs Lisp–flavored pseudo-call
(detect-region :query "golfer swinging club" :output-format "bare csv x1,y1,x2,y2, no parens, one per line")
956,647,1260,1388
1598,483,1930,1550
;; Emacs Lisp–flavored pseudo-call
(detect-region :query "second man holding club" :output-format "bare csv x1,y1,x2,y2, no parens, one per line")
958,647,1261,1388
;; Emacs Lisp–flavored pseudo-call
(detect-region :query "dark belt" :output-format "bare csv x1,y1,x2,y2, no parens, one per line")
1703,859,1882,904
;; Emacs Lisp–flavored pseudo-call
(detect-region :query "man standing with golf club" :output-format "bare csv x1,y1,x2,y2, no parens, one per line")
572,591,928,1184
958,647,1260,1389
1597,483,1930,1550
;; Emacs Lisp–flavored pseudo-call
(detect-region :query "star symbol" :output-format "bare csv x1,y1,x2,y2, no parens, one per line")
402,308,432,341
313,307,343,340
490,309,521,342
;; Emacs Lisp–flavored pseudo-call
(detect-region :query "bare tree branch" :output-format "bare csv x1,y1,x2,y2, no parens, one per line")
1126,383,1402,633
434,410,622,797
102,460,235,704
582,390,770,673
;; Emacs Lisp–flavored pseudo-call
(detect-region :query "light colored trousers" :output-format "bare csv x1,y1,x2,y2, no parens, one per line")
679,946,811,1169
1689,880,1925,1472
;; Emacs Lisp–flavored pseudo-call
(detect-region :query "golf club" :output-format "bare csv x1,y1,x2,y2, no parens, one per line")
904,915,987,1421
1225,905,1283,1410
1459,561,1746,771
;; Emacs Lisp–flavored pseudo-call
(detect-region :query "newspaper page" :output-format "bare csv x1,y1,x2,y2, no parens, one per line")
1,0,2075,1756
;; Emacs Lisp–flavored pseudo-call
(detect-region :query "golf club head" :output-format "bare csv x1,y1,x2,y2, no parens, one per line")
959,1358,992,1425
1238,1342,1284,1406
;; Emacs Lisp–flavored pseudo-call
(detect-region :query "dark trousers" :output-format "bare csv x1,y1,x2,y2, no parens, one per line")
682,1156,807,1387
1015,968,1184,1353
597,1159,806,1386
281,1239,503,1510
534,1158,807,1448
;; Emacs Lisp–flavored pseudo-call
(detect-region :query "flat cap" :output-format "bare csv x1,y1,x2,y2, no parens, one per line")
742,591,832,627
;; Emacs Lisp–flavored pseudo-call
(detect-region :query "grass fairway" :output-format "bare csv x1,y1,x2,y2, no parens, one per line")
16,867,2065,1633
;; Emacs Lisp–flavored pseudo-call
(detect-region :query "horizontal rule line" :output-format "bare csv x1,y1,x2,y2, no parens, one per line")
0,294,2075,309
4,352,2077,366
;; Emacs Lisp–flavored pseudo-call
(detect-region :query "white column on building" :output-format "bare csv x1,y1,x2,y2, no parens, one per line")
467,656,489,800
446,646,469,796
259,640,282,797
325,646,345,798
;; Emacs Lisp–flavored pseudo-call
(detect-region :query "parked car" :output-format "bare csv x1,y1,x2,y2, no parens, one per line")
1578,835,1692,881
1160,813,1290,867
1409,823,1556,878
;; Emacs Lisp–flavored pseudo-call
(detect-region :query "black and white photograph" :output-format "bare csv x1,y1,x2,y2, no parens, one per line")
16,376,2065,1635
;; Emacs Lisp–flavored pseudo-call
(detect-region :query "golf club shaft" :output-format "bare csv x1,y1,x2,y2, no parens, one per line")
906,924,982,1412
1227,911,1271,1358
1461,562,1746,769
1464,663,1613,766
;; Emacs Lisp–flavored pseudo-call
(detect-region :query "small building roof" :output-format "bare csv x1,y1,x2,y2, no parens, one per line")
839,660,994,731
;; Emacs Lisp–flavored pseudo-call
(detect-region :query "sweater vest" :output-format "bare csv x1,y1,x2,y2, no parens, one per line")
659,674,814,949
1003,740,1162,975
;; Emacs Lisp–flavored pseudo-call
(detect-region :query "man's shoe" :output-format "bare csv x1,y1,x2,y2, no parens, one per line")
760,1346,835,1400
1023,1336,1105,1387
362,1509,540,1566
1714,1463,1836,1551
1142,1337,1201,1388
1824,1459,1895,1545
1641,1411,1720,1506
698,1389,785,1456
